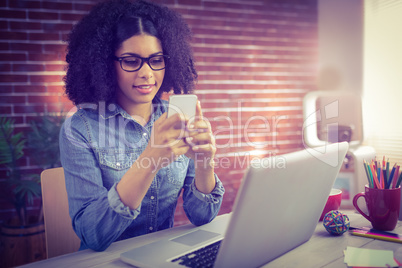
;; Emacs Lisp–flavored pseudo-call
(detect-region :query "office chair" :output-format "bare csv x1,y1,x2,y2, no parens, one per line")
41,167,81,258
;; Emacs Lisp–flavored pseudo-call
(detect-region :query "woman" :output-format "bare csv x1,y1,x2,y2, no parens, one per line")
60,0,224,251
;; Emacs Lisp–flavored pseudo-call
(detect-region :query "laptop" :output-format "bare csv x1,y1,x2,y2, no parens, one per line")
120,142,349,268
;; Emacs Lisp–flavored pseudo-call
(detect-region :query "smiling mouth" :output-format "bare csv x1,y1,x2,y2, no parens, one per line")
134,84,155,94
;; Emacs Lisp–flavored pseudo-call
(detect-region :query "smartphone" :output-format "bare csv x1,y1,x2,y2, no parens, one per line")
167,94,198,119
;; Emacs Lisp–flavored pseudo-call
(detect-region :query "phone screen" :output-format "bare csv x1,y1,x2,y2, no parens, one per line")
167,95,198,118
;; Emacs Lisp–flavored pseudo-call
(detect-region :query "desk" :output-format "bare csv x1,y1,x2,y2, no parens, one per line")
20,210,402,268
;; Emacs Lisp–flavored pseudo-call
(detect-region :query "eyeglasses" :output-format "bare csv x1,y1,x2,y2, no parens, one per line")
114,55,170,72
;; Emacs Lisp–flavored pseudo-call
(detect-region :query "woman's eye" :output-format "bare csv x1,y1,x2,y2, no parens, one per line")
123,58,141,66
150,57,163,65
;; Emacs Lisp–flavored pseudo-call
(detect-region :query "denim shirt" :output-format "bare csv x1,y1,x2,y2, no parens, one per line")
59,97,224,251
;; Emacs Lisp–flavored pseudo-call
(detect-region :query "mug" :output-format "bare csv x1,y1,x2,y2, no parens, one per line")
353,185,401,231
320,189,342,221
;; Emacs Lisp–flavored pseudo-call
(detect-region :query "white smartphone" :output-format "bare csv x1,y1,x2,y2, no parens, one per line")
167,94,198,119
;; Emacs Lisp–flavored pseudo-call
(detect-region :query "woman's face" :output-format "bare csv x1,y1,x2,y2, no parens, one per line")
114,34,165,112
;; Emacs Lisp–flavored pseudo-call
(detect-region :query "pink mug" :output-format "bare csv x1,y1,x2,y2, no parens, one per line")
320,189,342,221
353,185,401,231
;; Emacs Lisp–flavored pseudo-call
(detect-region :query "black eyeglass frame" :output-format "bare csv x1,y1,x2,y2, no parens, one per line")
114,54,170,72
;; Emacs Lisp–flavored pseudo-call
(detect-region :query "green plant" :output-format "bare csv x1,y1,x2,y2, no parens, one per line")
0,113,65,226
0,117,41,226
28,113,65,169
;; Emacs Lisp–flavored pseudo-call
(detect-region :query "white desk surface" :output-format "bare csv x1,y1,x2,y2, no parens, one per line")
20,210,402,268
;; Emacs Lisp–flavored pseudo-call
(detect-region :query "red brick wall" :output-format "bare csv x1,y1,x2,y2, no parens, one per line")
0,0,318,226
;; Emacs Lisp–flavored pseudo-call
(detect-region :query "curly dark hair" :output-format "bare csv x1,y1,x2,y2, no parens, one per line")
64,0,197,105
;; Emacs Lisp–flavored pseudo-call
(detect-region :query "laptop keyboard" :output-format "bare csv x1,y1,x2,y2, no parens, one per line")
171,240,222,268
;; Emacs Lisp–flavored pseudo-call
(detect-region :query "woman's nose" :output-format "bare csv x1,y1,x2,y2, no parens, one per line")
137,62,153,79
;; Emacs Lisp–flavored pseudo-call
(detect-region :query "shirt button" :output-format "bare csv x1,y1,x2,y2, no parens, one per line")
150,196,155,200
149,227,153,231
143,133,148,137
116,162,121,167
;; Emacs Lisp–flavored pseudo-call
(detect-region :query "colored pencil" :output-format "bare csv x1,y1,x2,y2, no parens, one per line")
379,165,384,189
363,160,373,188
386,159,390,187
350,229,402,244
383,168,388,188
364,160,374,188
392,165,400,189
363,157,402,189
370,162,381,189
367,163,375,188
396,170,402,188
369,162,374,188
387,163,397,189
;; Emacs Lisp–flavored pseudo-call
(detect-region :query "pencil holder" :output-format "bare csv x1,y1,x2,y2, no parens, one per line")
400,189,402,221
353,185,401,231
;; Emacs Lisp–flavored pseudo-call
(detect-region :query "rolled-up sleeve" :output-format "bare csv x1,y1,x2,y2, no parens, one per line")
182,160,225,226
108,183,141,219
189,175,225,204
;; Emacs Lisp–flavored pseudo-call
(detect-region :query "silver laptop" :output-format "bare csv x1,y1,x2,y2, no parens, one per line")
120,142,349,268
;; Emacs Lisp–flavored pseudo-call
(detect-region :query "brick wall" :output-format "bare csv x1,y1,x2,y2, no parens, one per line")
0,0,318,226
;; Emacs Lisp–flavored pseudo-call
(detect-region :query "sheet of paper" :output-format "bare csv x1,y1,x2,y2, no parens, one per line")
344,246,398,267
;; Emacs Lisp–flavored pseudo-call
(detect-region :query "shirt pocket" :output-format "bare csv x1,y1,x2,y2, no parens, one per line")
166,155,189,186
98,149,139,170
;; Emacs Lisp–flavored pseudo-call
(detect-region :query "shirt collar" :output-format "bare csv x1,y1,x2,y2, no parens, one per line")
100,97,167,123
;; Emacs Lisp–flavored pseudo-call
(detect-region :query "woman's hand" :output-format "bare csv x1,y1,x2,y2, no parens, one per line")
117,113,190,211
185,101,216,165
184,101,217,193
144,112,191,171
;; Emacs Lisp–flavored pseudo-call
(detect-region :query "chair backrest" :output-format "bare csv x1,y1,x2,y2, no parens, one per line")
41,167,81,258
